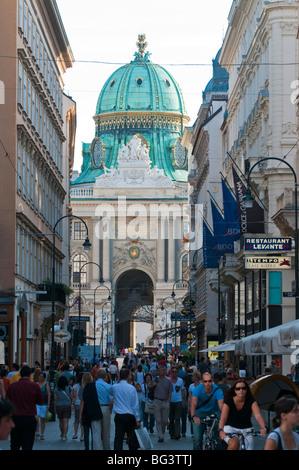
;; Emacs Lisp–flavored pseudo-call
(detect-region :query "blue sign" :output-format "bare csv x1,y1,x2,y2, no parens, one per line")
244,237,292,251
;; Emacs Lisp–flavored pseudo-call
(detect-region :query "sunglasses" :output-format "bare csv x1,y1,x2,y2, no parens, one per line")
203,380,212,383
235,386,247,391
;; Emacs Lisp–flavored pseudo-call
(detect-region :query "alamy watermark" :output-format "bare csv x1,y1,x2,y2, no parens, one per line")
290,340,299,365
92,197,203,248
290,80,299,105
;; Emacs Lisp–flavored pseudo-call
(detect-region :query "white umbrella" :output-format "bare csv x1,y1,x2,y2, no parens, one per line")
199,341,236,353
235,321,298,356
278,319,299,347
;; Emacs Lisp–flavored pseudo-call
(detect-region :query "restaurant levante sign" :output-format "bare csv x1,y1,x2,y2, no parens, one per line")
244,237,292,251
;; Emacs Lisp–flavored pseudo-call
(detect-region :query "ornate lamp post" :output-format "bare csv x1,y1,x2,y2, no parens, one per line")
171,279,194,349
244,156,298,319
161,296,176,357
50,214,91,418
93,284,111,363
78,262,104,359
244,156,299,382
101,301,114,357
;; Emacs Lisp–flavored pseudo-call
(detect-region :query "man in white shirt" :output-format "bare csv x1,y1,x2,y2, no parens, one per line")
93,368,113,450
169,366,186,440
110,368,141,450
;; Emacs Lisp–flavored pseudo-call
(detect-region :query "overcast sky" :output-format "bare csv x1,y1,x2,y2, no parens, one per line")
56,0,233,171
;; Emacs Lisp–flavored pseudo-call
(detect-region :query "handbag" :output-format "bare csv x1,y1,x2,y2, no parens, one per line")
273,431,283,450
144,400,154,414
45,410,52,422
135,426,153,450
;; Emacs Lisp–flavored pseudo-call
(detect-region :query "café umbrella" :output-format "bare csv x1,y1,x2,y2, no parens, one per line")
250,374,299,411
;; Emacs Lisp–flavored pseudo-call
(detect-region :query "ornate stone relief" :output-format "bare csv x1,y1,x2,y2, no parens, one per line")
112,240,156,272
95,135,174,188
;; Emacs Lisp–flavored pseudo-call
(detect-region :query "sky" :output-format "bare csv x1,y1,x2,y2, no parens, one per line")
56,0,233,171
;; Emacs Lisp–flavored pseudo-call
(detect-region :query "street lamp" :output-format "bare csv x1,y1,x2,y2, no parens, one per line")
161,296,176,357
78,261,104,358
171,278,193,350
245,156,299,385
244,157,298,320
50,214,91,417
101,300,114,357
93,284,111,363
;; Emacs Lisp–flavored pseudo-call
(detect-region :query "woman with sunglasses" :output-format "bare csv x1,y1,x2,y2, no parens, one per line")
218,379,267,450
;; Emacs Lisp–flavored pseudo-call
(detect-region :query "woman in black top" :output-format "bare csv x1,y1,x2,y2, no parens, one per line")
218,379,267,450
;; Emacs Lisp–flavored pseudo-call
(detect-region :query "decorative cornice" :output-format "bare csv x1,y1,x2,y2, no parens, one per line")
94,110,189,132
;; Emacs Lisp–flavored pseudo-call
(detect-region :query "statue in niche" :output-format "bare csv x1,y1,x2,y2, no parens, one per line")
128,135,141,159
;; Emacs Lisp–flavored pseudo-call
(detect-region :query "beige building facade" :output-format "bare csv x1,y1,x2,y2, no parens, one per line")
0,0,75,368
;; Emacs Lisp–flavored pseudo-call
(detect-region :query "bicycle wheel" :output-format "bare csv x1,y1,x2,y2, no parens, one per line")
203,439,215,450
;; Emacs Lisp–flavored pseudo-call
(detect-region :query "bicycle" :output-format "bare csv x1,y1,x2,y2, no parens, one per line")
224,428,261,450
201,414,222,450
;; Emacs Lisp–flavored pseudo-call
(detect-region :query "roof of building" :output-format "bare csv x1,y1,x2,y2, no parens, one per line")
72,35,189,186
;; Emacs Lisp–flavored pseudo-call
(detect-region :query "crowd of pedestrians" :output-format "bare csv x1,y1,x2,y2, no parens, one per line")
1,352,299,450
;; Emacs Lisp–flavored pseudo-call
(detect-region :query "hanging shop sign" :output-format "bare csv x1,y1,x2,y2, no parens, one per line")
54,330,71,343
244,237,292,251
245,256,291,269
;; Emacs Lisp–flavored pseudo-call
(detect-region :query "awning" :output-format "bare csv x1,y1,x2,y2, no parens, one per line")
199,341,236,353
235,319,299,356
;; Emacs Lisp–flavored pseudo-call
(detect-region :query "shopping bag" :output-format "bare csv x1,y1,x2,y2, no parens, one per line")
135,426,153,450
144,399,154,414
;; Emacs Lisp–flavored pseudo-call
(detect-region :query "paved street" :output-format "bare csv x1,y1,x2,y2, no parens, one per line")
1,410,266,452
0,410,195,451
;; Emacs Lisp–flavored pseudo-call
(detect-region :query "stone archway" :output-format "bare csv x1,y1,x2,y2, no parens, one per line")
115,269,154,351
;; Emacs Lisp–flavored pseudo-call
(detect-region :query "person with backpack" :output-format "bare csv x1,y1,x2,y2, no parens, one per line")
190,372,224,450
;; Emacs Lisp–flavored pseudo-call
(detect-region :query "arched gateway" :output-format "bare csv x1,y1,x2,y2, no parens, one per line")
115,269,154,351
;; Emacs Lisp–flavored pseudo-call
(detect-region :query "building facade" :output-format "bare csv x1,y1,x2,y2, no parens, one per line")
186,50,229,360
0,0,75,368
187,0,299,375
70,36,191,357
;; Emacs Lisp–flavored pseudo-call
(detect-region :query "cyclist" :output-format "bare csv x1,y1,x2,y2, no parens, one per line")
218,379,267,450
190,372,224,450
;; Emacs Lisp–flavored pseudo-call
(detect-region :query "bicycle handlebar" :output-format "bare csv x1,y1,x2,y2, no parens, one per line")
201,414,219,424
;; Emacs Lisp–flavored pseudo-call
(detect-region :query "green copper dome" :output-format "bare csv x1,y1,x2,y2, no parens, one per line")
96,52,187,115
73,35,190,186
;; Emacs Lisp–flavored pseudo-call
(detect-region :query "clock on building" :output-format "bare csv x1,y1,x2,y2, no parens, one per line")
92,138,104,168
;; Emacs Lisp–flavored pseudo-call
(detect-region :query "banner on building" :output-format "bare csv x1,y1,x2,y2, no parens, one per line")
203,219,218,268
210,198,234,255
232,167,265,234
221,177,241,240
